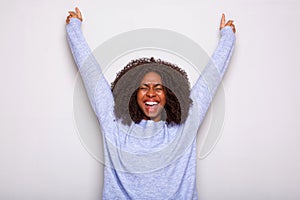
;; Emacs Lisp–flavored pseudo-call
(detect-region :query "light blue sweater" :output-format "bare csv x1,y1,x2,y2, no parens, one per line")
66,18,235,199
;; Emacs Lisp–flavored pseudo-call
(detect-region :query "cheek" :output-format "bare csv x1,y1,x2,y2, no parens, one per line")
136,90,144,106
160,92,167,106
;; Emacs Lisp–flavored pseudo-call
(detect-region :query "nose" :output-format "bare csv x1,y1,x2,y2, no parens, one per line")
146,87,156,97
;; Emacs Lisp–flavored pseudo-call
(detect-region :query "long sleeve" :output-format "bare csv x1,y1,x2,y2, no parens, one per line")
66,18,116,126
190,26,236,127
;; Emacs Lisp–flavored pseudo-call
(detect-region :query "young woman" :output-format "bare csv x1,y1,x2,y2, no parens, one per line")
66,7,236,199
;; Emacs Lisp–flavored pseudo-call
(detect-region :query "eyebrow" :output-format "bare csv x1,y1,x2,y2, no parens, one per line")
141,83,163,87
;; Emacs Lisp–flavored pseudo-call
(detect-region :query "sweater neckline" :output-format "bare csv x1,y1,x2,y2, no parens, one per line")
127,119,166,138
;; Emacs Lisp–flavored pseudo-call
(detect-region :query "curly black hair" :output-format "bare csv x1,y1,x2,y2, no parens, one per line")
111,57,192,126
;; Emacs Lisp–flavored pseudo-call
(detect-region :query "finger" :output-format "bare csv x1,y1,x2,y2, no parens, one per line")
225,20,234,26
220,13,225,30
68,11,76,17
75,7,82,21
75,7,82,17
231,24,236,33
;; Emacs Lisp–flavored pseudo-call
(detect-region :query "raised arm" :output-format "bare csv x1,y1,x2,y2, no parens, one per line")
190,14,236,126
66,7,116,125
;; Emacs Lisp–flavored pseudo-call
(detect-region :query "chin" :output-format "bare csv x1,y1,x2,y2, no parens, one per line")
143,108,165,122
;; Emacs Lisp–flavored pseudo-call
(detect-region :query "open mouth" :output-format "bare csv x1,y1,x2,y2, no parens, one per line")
144,101,160,112
145,101,159,106
142,100,164,119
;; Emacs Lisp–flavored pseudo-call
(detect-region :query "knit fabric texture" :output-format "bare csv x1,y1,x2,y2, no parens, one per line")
66,18,235,199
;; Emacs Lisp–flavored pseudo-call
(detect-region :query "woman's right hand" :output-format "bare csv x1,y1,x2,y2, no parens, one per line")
66,7,83,24
219,13,236,33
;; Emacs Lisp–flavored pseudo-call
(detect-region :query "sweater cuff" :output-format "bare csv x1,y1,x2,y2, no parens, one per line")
67,18,82,27
220,26,235,37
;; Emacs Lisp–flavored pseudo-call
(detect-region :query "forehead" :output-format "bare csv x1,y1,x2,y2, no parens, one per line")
140,72,162,84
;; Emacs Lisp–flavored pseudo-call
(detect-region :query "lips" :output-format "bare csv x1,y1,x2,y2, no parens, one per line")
143,100,160,113
145,101,159,106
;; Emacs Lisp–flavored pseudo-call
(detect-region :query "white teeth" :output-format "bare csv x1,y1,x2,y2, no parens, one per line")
145,102,158,106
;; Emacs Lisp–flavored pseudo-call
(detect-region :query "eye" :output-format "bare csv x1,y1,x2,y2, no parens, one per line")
139,86,148,91
155,86,164,92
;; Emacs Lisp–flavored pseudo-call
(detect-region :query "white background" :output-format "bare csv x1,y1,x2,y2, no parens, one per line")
1,0,300,199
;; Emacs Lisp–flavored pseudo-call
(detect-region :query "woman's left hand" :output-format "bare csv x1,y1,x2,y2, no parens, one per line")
66,7,83,24
219,13,236,33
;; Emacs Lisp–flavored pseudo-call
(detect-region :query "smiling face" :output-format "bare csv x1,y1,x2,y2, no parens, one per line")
137,72,166,122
